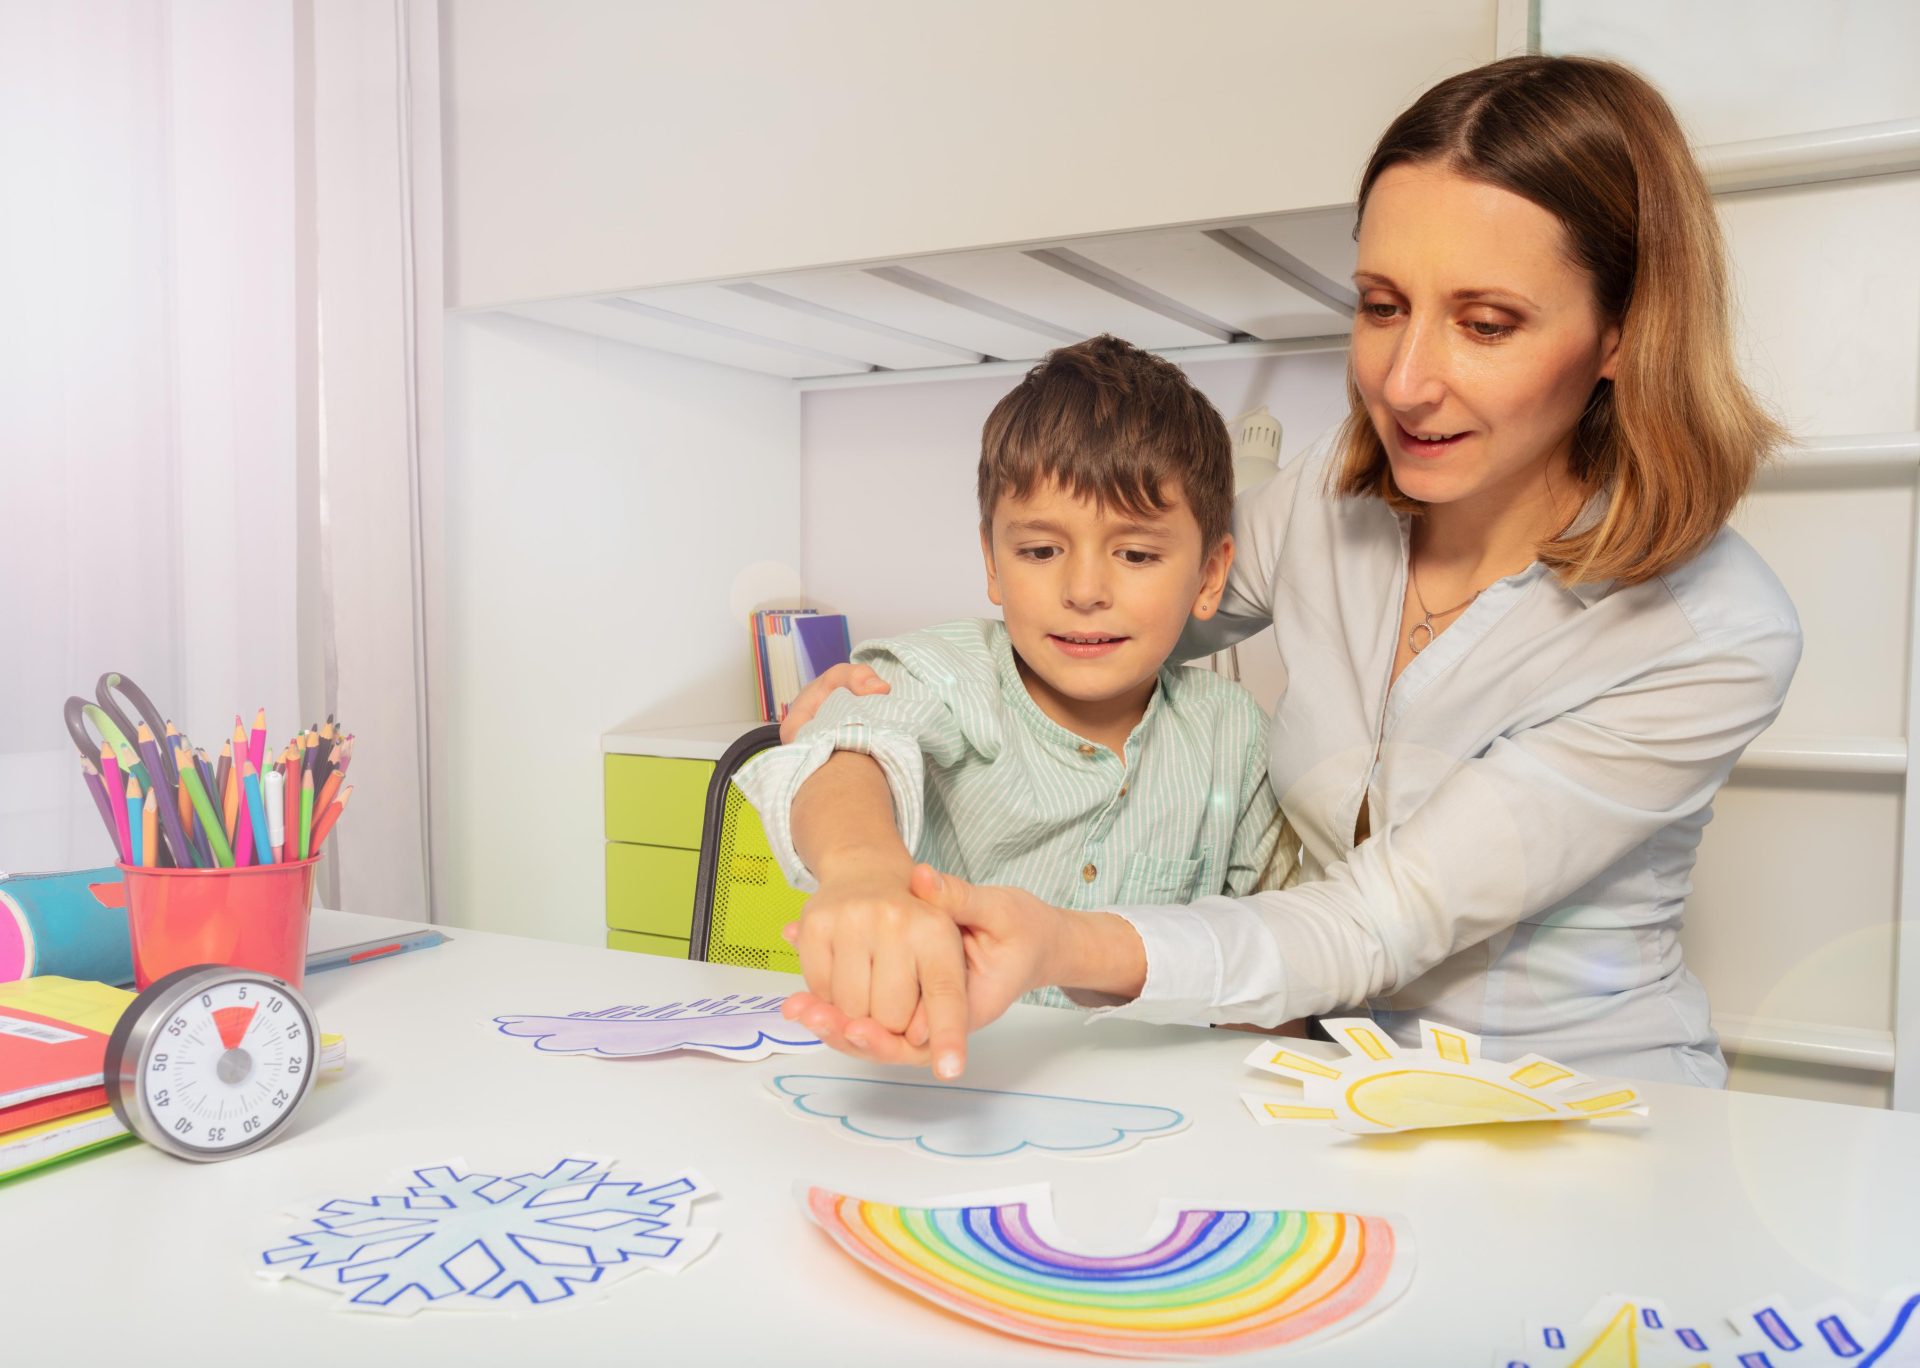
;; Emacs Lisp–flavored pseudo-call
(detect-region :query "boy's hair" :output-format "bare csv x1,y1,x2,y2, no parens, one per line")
978,335,1234,551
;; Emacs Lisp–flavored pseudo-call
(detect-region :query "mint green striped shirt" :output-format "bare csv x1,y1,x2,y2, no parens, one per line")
734,618,1280,1008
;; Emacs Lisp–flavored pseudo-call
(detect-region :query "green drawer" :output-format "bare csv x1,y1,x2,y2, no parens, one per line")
604,754,715,848
607,929,690,959
606,842,699,937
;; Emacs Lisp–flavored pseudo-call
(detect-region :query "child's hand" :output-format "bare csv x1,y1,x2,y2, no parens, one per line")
786,857,971,1077
778,663,890,743
782,864,1064,1078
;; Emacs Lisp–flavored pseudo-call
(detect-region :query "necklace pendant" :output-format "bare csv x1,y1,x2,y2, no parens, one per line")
1407,618,1435,654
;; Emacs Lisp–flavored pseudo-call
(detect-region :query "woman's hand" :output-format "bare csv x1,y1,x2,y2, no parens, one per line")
782,864,1075,1077
779,662,890,742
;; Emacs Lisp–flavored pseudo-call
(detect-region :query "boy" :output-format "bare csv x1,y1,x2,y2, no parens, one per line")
735,335,1281,1067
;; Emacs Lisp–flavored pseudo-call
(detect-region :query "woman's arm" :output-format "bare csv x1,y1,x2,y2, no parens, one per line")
1093,614,1804,1025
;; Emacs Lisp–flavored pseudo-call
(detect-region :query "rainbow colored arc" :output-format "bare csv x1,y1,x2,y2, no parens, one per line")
803,1185,1411,1358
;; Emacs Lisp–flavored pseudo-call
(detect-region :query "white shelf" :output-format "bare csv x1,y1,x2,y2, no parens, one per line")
1717,1013,1896,1074
1701,116,1920,194
602,719,766,763
488,122,1917,387
1735,734,1907,777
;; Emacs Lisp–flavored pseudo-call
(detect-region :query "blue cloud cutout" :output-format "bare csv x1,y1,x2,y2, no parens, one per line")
769,1074,1187,1159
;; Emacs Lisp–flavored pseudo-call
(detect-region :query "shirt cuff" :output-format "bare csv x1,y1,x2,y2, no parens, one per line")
1068,903,1233,1025
729,724,927,893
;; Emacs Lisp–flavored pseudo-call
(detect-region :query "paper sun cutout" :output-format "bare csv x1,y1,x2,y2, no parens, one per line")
1242,1018,1645,1135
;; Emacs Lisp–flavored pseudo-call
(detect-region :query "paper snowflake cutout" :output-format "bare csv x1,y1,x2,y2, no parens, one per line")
1501,1287,1920,1366
494,993,822,1061
1241,1018,1645,1135
260,1157,715,1314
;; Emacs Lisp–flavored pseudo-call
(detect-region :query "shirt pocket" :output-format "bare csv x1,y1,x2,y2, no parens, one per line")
1116,852,1204,904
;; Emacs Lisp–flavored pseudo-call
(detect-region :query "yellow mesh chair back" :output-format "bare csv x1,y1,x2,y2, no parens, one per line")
690,725,805,974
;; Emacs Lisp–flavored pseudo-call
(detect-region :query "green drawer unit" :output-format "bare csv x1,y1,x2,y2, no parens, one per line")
606,842,700,938
604,754,715,848
602,740,804,973
607,929,690,959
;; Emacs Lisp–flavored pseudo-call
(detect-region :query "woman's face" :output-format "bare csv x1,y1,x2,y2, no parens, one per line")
1350,161,1621,512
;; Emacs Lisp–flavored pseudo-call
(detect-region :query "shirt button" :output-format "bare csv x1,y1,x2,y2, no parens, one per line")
1077,743,1097,757
1081,863,1097,882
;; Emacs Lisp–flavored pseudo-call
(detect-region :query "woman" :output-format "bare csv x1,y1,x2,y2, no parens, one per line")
779,54,1800,1087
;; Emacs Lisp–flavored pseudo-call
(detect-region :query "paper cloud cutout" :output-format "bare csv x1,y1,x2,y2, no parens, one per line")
769,1074,1187,1160
494,994,823,1062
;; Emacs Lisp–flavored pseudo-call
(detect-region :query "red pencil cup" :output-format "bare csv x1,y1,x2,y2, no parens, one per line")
119,856,318,991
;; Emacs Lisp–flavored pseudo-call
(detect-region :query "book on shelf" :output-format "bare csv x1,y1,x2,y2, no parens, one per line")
751,610,852,723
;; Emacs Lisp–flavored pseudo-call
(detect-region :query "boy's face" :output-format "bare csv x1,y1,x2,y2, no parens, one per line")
981,479,1233,724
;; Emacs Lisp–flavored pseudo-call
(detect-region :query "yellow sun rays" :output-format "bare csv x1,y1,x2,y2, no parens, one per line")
1240,1018,1646,1135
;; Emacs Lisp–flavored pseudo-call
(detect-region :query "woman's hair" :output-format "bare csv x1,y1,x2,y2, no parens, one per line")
1334,55,1783,585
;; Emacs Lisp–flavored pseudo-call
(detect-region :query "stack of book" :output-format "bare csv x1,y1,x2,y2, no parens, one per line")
751,609,852,723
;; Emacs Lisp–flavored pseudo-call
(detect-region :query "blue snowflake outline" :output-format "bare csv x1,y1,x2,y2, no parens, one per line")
262,1157,714,1314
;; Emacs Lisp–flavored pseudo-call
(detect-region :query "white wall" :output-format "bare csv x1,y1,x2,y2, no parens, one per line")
800,351,1352,705
1545,1,1920,1107
438,0,1498,308
440,316,800,943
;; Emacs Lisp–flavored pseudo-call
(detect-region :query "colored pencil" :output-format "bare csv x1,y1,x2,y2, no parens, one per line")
136,722,190,868
233,780,254,867
123,776,143,867
100,743,131,864
309,785,350,853
217,740,237,842
263,767,286,862
298,770,314,861
176,743,234,868
242,762,272,865
247,707,267,774
141,790,158,868
313,770,345,837
282,747,300,864
78,757,117,851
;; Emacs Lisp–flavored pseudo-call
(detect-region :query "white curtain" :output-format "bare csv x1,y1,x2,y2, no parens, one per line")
303,0,444,922
0,1,301,874
0,0,441,926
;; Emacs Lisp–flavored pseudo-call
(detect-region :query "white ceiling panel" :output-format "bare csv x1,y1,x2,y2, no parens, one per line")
629,282,977,370
1239,207,1361,302
904,248,1230,350
762,266,1069,362
504,297,862,378
1066,229,1348,341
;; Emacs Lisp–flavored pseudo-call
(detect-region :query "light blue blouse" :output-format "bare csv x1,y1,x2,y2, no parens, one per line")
1096,440,1802,1087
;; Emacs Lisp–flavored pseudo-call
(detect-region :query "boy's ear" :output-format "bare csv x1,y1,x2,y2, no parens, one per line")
1193,535,1234,620
979,527,1004,607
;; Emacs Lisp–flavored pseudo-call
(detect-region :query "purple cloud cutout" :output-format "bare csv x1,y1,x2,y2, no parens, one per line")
494,993,823,1061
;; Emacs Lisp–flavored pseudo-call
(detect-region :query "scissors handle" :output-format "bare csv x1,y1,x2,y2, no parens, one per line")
96,672,181,790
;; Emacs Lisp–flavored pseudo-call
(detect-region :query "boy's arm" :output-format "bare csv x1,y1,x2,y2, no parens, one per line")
785,751,971,1078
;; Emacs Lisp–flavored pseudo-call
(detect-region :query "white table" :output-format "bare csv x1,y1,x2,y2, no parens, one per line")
6,917,1918,1364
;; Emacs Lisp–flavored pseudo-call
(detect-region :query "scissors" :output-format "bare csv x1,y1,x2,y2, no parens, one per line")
63,672,183,796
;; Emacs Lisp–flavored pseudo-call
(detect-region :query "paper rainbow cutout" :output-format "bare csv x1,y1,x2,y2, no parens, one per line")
802,1184,1412,1358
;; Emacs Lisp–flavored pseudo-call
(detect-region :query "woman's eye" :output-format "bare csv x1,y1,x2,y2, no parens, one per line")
1466,319,1515,339
1362,302,1399,321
